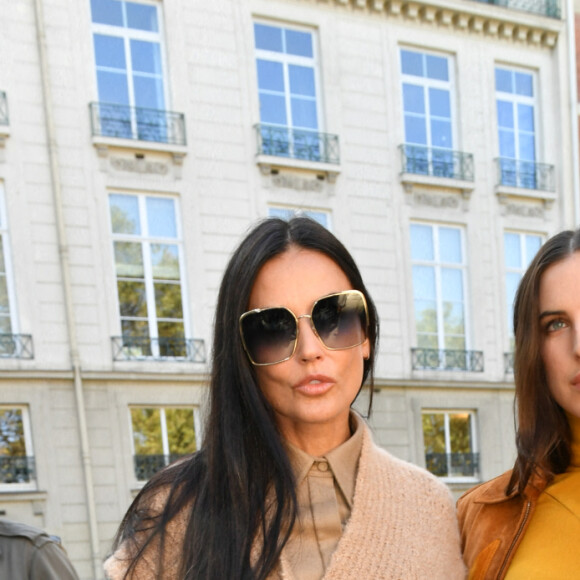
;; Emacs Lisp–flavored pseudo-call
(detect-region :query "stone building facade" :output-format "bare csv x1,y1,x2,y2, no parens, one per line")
0,0,576,577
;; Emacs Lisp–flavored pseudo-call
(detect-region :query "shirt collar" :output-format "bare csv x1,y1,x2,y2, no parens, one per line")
284,412,364,508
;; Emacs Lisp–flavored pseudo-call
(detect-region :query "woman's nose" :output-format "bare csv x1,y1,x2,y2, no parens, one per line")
295,316,324,361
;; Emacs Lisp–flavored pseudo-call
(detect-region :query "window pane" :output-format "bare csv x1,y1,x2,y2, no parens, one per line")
429,88,451,118
147,198,176,238
401,50,423,76
426,55,448,81
131,408,163,455
0,315,12,335
517,104,534,132
114,241,144,278
126,2,158,32
291,98,317,129
97,71,130,105
110,195,140,234
518,134,535,161
441,268,463,302
504,233,521,268
0,277,9,316
499,130,516,158
404,116,427,145
422,413,445,454
90,0,123,26
449,413,472,453
122,319,150,338
254,23,283,52
445,335,466,350
155,283,183,318
415,300,438,335
165,409,197,455
410,224,434,260
0,409,26,456
285,29,313,57
131,40,162,75
506,272,521,307
412,266,436,300
259,93,287,125
133,76,165,110
158,321,185,338
497,101,514,129
443,301,465,336
403,84,425,114
289,65,315,97
256,60,285,92
439,228,462,263
0,237,5,274
495,68,512,93
117,281,148,317
151,244,180,280
431,120,452,148
94,34,126,69
515,72,533,97
525,235,541,264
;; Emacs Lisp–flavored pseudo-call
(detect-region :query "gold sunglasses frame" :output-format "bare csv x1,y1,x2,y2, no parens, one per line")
239,290,369,366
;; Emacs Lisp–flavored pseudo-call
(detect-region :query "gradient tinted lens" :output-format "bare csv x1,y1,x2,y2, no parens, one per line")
312,292,367,349
241,307,297,364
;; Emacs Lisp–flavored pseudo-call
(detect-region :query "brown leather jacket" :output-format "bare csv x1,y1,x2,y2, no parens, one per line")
456,470,547,580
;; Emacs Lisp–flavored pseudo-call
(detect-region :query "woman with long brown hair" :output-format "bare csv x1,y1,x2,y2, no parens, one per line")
458,227,580,578
104,217,465,579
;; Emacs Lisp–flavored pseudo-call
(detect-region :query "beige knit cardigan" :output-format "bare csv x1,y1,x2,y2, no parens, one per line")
104,424,466,579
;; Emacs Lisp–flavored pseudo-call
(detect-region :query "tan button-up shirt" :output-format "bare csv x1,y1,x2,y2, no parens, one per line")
283,414,364,580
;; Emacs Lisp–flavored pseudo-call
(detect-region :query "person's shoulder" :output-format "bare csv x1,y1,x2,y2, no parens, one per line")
457,470,513,507
0,519,54,548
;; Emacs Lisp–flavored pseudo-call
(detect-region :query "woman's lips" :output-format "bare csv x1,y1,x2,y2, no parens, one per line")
293,375,335,395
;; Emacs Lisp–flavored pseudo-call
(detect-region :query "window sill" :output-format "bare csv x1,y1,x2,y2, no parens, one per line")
496,185,556,208
92,135,187,162
400,172,475,196
0,488,45,499
256,154,341,184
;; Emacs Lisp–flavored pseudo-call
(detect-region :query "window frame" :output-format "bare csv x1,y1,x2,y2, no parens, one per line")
421,408,479,483
399,47,458,152
0,183,19,338
108,192,192,359
267,206,331,230
253,19,324,133
0,405,36,492
129,405,202,482
91,0,169,112
410,222,471,352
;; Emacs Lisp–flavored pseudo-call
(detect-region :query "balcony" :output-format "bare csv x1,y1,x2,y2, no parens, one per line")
0,334,34,359
495,158,555,191
0,456,36,484
134,453,189,481
0,91,8,126
89,102,187,146
425,452,480,478
411,348,484,372
254,123,341,182
469,0,560,18
111,336,206,363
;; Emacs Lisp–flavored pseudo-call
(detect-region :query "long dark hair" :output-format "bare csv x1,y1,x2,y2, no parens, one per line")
508,227,580,495
111,217,379,579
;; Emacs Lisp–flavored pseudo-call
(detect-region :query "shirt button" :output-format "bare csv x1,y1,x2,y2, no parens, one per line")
316,461,329,472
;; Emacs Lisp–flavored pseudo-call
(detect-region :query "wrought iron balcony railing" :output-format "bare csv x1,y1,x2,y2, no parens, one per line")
89,102,187,146
0,456,36,484
469,0,560,18
111,336,206,362
400,144,474,181
495,158,555,192
504,352,515,374
0,334,34,359
425,452,480,478
0,91,8,126
411,348,484,372
255,124,340,165
134,453,189,481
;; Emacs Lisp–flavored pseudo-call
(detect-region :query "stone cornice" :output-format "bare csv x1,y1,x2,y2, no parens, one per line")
313,0,563,47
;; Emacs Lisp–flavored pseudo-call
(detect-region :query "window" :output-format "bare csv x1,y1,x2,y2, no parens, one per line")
254,21,322,160
109,193,190,358
130,406,200,481
90,0,167,140
401,48,455,177
268,207,330,229
0,406,35,490
505,232,542,348
410,223,468,351
422,410,478,480
495,67,537,188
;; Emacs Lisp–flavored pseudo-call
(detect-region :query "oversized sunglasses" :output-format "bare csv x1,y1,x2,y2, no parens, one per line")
239,290,369,366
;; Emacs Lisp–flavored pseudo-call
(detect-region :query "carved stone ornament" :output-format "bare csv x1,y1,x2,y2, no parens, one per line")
271,174,324,193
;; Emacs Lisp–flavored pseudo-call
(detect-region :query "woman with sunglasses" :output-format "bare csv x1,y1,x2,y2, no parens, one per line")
458,228,580,578
104,217,465,580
